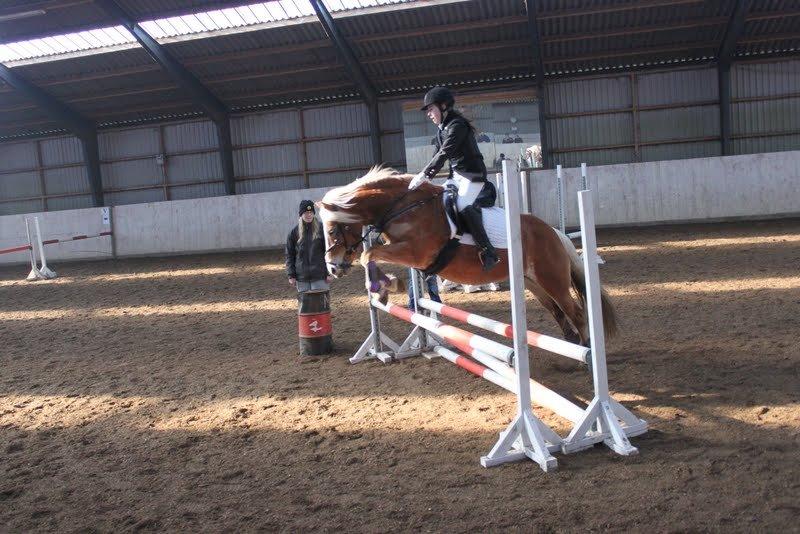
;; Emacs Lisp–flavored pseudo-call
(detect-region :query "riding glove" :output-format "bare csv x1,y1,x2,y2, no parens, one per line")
408,172,430,190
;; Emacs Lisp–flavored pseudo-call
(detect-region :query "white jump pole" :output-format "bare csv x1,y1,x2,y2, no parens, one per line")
352,230,396,363
581,162,588,191
565,163,588,240
25,218,43,282
556,164,565,234
520,169,530,214
33,217,57,279
480,159,559,471
494,171,504,208
559,190,648,455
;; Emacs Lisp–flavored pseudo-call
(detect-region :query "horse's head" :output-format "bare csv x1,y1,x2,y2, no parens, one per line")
318,166,413,277
318,206,364,278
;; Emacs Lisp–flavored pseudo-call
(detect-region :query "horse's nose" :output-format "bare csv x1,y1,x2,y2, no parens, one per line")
329,265,339,277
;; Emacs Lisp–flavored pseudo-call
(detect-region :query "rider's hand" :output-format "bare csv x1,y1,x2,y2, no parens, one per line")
288,277,296,286
408,172,430,190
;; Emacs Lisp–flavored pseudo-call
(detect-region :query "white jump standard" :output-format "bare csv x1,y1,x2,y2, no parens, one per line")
352,160,647,470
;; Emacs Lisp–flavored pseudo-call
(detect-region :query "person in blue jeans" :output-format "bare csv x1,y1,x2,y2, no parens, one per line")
407,268,442,311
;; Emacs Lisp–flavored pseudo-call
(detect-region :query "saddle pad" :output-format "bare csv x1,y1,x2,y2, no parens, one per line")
443,197,508,249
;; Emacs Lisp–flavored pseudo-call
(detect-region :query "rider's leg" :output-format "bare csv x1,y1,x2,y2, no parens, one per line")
460,205,499,271
454,175,499,271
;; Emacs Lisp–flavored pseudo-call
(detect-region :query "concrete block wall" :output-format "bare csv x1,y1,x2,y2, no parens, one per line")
0,207,113,266
2,151,798,268
530,150,800,229
113,186,334,257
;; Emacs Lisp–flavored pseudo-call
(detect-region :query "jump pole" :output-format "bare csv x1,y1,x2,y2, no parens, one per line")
24,219,42,281
479,159,559,470
559,190,648,454
416,297,590,364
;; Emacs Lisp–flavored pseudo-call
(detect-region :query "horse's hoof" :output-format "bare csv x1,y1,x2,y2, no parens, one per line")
386,274,406,293
377,288,389,305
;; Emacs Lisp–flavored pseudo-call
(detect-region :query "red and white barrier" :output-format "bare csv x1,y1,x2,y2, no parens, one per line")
0,216,113,281
370,299,514,365
41,230,112,246
373,297,586,425
416,298,590,364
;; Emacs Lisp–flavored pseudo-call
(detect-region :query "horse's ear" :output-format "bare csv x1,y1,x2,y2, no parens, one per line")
318,201,338,212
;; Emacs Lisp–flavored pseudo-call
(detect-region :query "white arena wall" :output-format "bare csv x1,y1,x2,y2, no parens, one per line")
530,150,800,230
1,151,799,266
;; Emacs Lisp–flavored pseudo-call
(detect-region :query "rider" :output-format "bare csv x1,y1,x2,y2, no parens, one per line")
408,86,499,271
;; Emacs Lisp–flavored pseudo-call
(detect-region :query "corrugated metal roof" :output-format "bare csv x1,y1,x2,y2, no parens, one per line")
1,0,799,140
0,0,420,64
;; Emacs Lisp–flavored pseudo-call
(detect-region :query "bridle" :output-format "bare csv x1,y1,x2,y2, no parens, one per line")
325,188,443,269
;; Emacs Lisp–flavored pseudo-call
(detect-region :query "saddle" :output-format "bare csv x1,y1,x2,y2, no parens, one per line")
421,183,499,278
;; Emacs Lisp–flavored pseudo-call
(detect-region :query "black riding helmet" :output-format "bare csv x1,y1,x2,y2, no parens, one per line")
421,86,454,111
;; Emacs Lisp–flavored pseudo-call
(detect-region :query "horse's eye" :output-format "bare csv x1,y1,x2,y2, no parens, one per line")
328,228,334,234
344,226,350,231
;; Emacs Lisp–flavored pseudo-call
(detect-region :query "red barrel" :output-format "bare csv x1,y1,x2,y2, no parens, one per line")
298,290,333,356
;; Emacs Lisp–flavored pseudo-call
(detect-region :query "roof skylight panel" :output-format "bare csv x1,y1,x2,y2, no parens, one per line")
167,16,194,36
325,0,346,11
235,6,261,25
266,2,290,20
183,15,207,34
219,7,246,27
193,11,221,31
207,10,234,30
0,0,427,64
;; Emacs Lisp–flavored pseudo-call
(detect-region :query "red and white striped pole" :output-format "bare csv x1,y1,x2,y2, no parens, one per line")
370,298,514,365
433,346,515,392
417,298,589,364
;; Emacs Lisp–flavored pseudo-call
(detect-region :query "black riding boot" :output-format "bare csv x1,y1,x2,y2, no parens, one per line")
461,205,499,271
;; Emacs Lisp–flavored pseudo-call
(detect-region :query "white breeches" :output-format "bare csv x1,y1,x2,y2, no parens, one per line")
446,172,484,211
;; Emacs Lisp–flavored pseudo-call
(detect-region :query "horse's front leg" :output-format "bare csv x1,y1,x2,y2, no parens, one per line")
361,243,418,304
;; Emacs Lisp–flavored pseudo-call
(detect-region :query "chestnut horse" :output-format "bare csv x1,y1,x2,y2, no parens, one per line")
319,167,617,346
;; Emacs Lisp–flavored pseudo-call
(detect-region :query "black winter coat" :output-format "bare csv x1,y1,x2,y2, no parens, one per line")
422,111,487,182
285,220,327,282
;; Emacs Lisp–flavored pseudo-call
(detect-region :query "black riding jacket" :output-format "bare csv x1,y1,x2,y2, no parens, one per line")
285,220,327,282
422,111,487,182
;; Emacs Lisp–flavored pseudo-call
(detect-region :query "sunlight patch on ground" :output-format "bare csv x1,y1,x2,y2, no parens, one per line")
0,299,298,321
0,264,286,287
608,276,800,295
599,233,800,253
0,295,373,321
0,393,539,434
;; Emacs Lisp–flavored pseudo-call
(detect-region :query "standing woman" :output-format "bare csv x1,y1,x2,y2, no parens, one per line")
286,200,331,292
408,86,499,271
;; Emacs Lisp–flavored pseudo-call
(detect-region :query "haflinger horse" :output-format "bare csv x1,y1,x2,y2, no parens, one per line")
318,166,617,346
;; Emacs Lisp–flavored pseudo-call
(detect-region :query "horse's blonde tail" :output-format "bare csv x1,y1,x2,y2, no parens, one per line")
554,229,618,340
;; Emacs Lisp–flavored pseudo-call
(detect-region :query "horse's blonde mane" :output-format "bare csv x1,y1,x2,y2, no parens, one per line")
321,166,409,210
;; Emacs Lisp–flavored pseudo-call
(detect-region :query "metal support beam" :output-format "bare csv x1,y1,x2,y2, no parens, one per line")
718,63,733,156
0,63,104,206
718,0,751,64
215,119,236,196
81,133,104,207
95,0,236,195
309,0,382,164
525,0,551,169
717,0,750,155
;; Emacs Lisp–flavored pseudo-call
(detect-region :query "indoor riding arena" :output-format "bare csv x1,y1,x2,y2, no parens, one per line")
1,1,798,532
